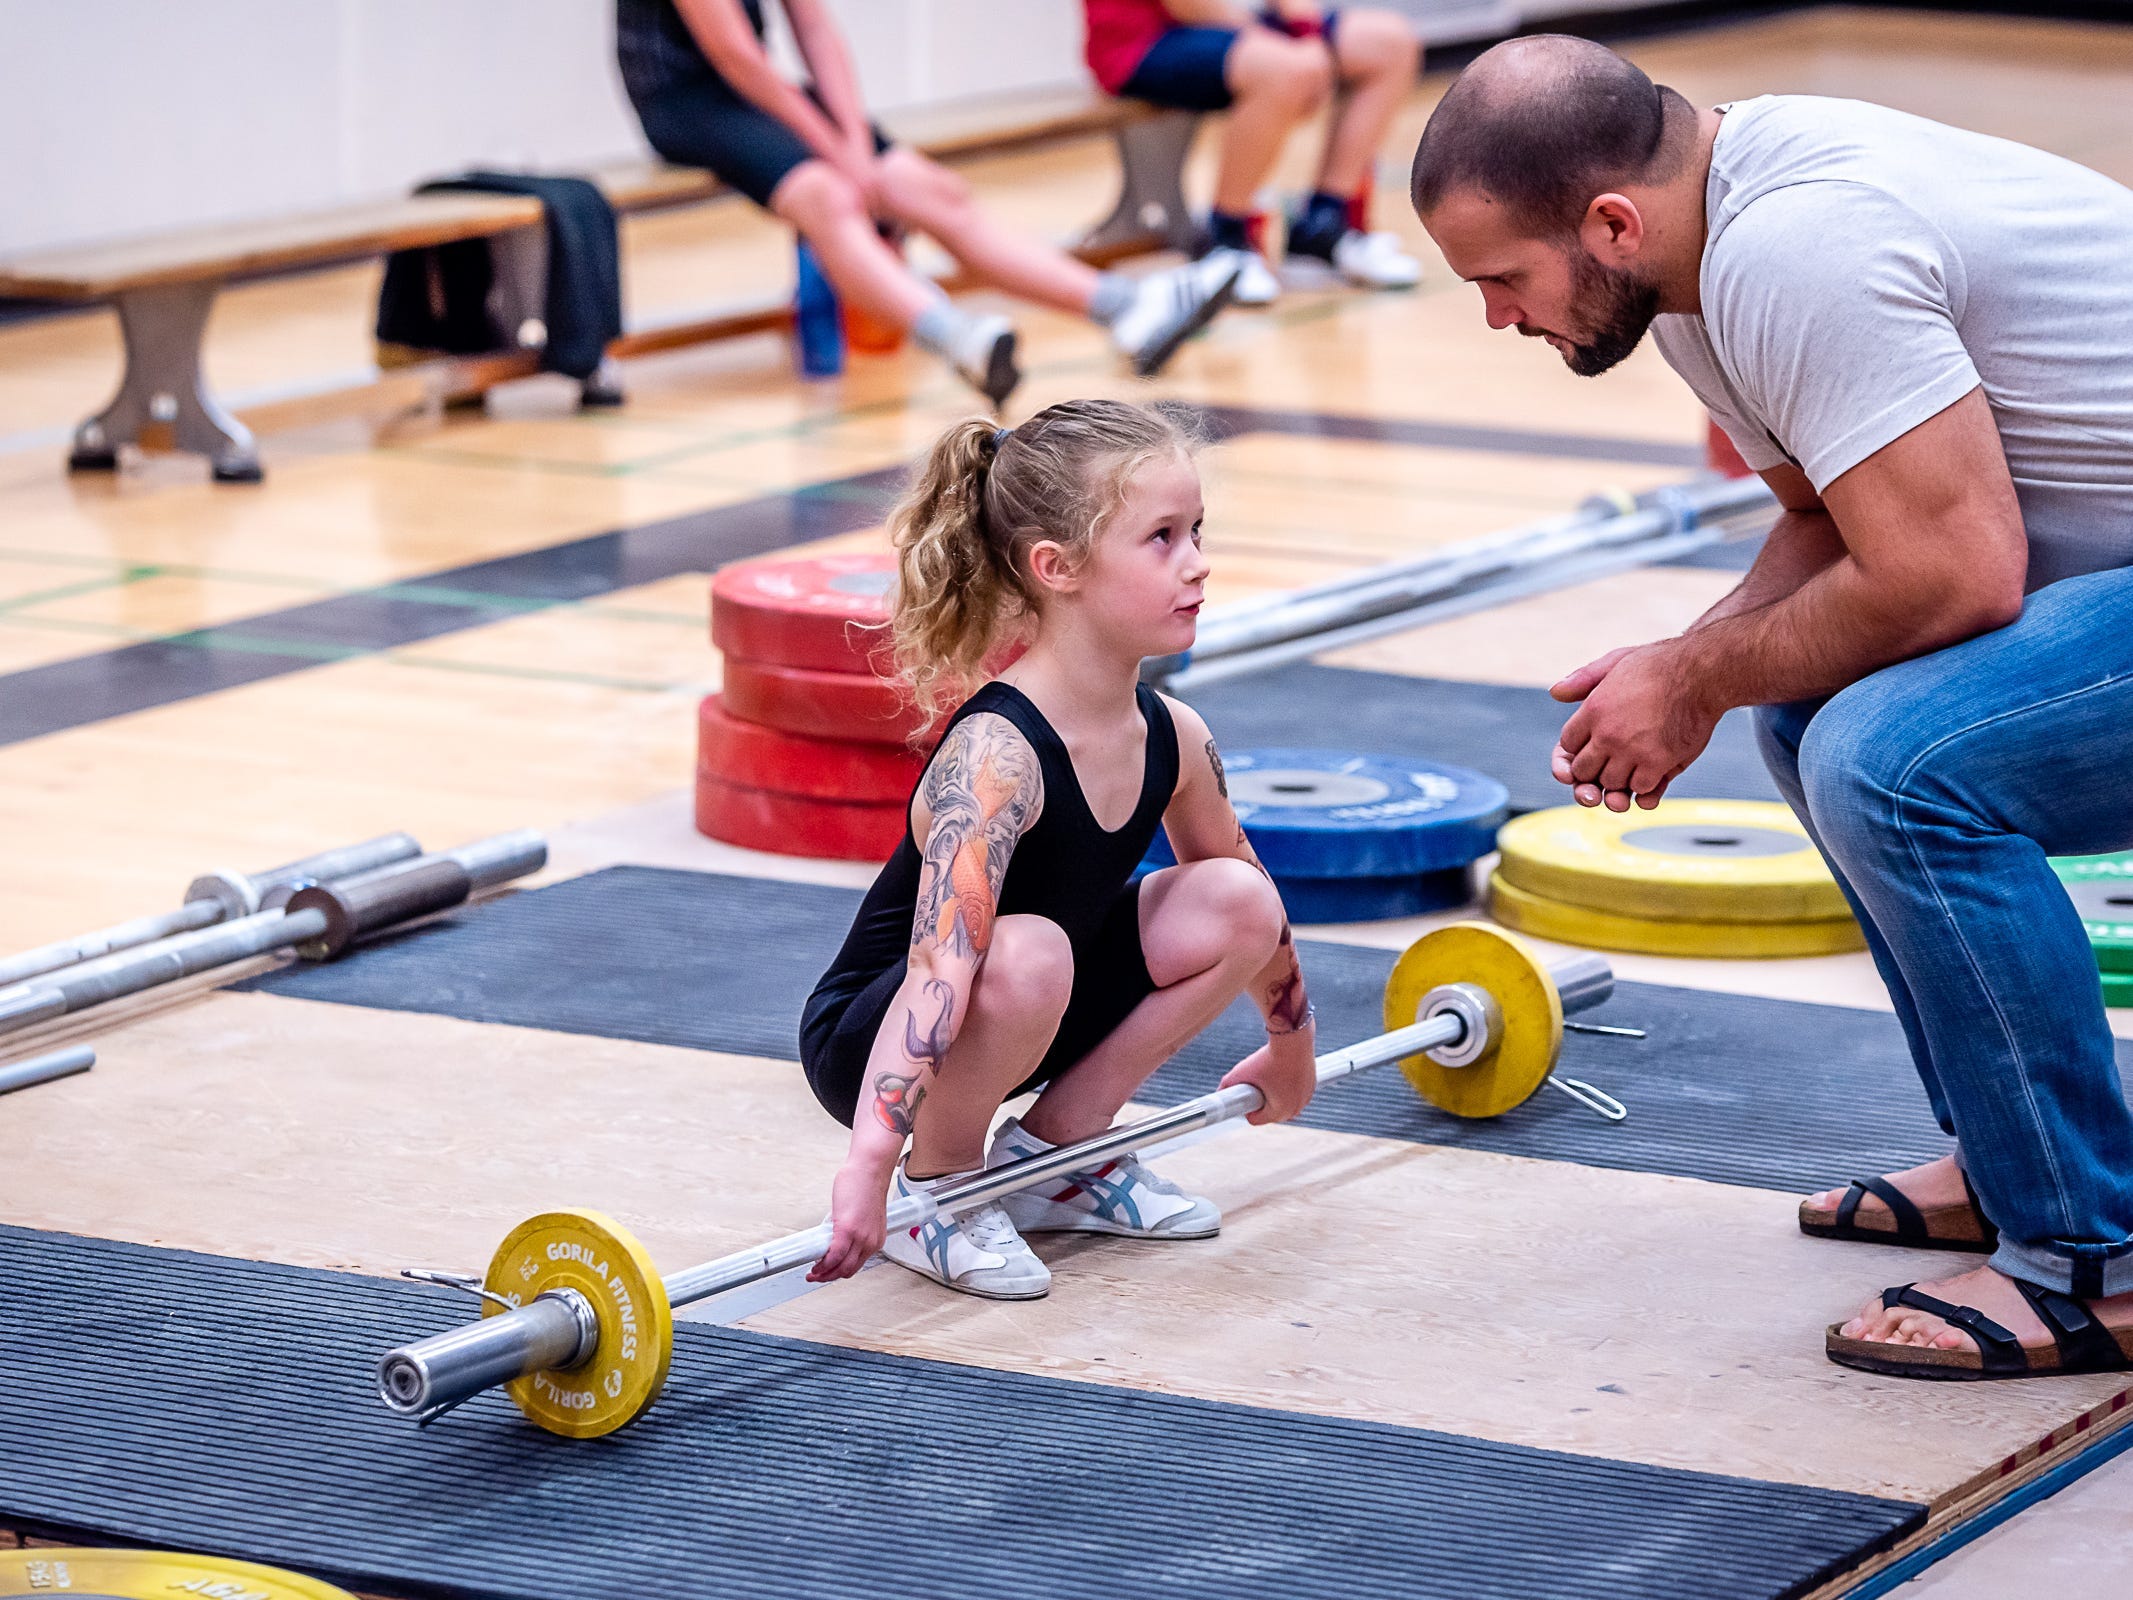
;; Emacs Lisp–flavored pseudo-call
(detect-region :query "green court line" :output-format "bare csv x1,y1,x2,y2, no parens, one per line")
0,566,161,615
378,651,708,694
0,546,350,597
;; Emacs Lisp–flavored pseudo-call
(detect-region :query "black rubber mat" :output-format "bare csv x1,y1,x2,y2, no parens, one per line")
1180,664,1781,812
247,866,2133,1195
1,1226,1920,1600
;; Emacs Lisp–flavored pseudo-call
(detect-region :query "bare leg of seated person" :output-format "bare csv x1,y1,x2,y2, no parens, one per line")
1209,29,1334,304
771,152,1242,405
1282,10,1423,290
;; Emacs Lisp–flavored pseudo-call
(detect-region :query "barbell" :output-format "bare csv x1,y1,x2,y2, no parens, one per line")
0,831,422,990
0,831,546,1036
377,922,1623,1439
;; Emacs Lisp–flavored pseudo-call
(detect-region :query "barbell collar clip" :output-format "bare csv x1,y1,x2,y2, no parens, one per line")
1546,1074,1629,1122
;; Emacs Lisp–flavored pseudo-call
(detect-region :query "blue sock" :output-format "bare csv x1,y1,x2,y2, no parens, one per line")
1208,209,1253,253
1288,191,1351,258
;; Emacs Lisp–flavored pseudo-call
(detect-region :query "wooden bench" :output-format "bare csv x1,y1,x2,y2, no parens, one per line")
0,88,1199,482
0,194,544,482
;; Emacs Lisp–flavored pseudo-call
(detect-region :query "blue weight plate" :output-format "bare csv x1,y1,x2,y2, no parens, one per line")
1148,750,1507,878
1277,868,1474,924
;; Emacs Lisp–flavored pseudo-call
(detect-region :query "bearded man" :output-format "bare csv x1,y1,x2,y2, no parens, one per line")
1411,35,2133,1379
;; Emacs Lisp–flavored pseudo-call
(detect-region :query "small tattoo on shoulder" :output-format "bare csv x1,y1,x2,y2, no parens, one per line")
1206,738,1228,799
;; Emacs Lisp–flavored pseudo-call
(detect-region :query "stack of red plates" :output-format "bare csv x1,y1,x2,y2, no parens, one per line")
699,552,926,860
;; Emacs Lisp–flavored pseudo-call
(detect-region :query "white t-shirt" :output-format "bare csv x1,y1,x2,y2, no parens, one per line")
1651,95,2133,588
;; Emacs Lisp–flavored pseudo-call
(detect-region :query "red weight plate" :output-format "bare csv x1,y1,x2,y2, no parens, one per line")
698,696,923,804
721,658,935,746
695,767,908,861
1706,417,1753,479
711,552,896,674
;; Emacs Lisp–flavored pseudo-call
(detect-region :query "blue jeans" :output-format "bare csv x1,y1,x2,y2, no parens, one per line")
1755,563,2133,1298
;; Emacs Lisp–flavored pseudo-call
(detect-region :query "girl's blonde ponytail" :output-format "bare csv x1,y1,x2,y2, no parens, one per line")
887,418,1028,714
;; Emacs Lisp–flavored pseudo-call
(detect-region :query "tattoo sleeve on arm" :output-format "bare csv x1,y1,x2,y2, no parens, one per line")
865,718,1041,1138
1228,817,1311,1036
872,978,954,1136
910,715,1042,963
1262,921,1312,1034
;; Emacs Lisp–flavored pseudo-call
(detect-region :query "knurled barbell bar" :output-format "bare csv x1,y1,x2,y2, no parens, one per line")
377,922,1624,1440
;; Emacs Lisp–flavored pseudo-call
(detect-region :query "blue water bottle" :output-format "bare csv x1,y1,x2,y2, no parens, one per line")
794,241,845,378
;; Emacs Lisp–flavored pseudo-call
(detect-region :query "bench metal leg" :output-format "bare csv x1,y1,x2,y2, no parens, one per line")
69,280,263,483
1080,110,1210,259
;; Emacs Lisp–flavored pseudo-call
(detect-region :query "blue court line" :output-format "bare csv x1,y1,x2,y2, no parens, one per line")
0,407,1701,748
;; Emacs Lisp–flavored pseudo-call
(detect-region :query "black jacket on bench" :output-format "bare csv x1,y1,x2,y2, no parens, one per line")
376,172,623,381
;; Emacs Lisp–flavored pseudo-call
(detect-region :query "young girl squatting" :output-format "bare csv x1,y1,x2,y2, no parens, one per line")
800,399,1319,1298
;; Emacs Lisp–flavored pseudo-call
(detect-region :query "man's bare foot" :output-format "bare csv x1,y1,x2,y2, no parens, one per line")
1838,1262,2133,1353
1804,1153,1969,1223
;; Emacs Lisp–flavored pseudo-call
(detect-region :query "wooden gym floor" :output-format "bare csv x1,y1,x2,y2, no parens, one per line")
5,7,2133,1594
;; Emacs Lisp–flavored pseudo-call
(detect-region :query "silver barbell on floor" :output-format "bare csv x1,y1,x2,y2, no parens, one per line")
0,830,548,1037
376,922,1623,1440
0,832,423,991
1146,475,1778,692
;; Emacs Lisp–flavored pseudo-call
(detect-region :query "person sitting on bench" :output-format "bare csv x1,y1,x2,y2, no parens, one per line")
617,0,1243,406
1084,0,1424,304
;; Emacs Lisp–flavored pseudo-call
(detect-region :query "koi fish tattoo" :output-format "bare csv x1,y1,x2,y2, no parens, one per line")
911,714,1041,963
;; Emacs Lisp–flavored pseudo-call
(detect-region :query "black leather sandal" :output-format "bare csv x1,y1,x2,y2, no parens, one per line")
1799,1171,1999,1252
1826,1277,2133,1379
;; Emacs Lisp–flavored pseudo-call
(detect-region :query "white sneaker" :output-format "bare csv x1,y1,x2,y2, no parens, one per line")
1109,254,1242,377
946,313,1020,407
989,1116,1221,1239
1210,246,1281,307
879,1164,1052,1299
1282,228,1423,291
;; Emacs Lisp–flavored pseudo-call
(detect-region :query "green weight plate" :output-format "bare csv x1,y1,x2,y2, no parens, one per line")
2051,853,2133,973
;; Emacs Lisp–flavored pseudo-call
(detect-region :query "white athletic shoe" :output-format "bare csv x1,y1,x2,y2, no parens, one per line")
1210,246,1282,307
879,1164,1052,1299
1109,254,1243,377
989,1116,1222,1239
946,313,1021,407
1282,228,1424,291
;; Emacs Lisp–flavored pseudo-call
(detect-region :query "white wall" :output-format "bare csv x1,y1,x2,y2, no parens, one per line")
0,0,1670,256
0,0,1091,256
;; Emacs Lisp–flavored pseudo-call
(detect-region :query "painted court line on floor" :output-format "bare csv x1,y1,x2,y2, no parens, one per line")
0,406,1700,747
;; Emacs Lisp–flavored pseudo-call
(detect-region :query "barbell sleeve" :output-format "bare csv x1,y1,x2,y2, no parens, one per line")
376,1292,596,1418
0,1045,95,1096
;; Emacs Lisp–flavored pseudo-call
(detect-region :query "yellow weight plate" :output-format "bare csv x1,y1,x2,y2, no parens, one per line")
1488,871,1865,958
484,1207,673,1439
0,1548,355,1599
1384,921,1562,1118
1496,800,1848,923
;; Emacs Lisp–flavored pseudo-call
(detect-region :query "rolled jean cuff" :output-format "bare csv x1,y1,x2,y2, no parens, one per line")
1991,1236,2133,1299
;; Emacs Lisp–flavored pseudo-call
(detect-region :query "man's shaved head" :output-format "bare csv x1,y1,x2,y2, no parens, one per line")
1411,35,1695,236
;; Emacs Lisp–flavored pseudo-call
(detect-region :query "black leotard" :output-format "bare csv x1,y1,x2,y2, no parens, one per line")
799,680,1181,1127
